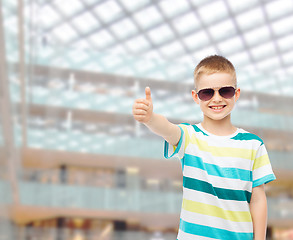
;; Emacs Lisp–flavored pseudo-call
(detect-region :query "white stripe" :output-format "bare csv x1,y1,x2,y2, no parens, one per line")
253,164,274,181
190,129,262,149
185,144,253,171
183,165,252,192
255,144,268,158
180,208,253,233
182,187,250,212
177,229,216,240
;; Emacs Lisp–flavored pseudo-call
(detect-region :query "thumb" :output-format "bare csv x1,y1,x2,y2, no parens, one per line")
145,86,152,101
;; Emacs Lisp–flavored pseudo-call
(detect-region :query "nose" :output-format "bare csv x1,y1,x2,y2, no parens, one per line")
212,90,223,102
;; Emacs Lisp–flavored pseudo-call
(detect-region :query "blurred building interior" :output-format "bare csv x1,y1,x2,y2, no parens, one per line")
1,0,293,239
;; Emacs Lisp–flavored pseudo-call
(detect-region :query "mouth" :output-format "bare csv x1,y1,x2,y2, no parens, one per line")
209,105,226,111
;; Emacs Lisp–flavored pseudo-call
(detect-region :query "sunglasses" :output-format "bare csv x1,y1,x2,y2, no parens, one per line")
196,86,236,101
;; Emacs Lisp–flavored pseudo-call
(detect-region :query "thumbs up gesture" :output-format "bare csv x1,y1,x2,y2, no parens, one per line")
132,87,153,123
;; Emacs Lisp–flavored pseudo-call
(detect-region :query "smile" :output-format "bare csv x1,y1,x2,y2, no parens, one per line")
209,105,226,110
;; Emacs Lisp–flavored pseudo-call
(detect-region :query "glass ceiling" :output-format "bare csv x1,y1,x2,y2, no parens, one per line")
3,0,293,96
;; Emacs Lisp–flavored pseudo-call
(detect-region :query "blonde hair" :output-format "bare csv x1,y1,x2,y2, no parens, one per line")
194,55,236,88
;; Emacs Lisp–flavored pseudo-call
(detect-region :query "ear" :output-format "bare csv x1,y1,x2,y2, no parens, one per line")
192,90,200,105
234,88,241,102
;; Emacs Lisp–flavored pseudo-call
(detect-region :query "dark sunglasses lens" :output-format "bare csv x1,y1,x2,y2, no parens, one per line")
219,87,235,98
198,89,214,101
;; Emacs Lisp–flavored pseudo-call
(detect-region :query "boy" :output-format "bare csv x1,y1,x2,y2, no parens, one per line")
132,55,276,240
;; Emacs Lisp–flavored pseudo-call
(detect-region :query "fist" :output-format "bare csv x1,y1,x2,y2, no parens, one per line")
132,87,153,123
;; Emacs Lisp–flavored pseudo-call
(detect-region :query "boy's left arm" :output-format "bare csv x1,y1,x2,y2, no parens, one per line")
250,184,267,240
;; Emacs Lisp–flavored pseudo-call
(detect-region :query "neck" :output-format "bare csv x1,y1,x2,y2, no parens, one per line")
201,115,237,136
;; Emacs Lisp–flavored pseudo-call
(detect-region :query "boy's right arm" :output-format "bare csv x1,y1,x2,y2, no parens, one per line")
132,87,181,146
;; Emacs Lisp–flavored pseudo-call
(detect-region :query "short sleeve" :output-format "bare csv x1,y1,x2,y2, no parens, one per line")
252,143,276,188
164,124,189,160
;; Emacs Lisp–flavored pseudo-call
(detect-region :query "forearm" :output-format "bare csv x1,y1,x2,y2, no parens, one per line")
145,113,181,146
250,185,267,240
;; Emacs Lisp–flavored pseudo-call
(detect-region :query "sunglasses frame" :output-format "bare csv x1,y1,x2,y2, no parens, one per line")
196,86,237,101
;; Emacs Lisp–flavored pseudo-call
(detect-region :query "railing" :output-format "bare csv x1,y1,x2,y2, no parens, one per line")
1,180,292,221
1,227,177,240
19,181,182,214
10,80,293,130
20,127,293,169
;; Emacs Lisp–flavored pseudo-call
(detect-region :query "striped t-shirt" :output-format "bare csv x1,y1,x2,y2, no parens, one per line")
164,123,276,240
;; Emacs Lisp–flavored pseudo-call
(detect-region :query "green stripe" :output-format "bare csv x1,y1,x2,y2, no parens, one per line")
231,133,263,145
183,176,251,202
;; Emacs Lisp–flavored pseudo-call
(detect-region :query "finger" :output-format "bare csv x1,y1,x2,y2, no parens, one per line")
145,87,152,101
133,103,149,111
133,109,147,115
134,115,146,122
135,98,150,106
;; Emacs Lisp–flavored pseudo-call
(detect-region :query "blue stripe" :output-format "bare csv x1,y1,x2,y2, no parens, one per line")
183,176,251,202
253,174,276,188
180,219,253,240
232,132,264,145
191,124,209,136
184,154,252,182
164,126,184,159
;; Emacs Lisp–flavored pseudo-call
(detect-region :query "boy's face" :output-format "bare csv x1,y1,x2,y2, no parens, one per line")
192,72,240,122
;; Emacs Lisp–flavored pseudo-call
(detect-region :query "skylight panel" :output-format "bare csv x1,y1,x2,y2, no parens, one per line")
93,0,123,23
147,24,175,45
159,41,185,58
265,0,293,20
208,19,236,41
143,49,162,60
250,42,276,60
193,46,218,61
198,1,229,24
68,49,89,63
120,0,150,11
172,12,201,35
189,0,213,7
72,12,98,34
102,54,123,69
236,7,265,31
257,57,280,70
218,36,244,55
89,30,114,48
277,34,293,52
227,0,258,13
243,26,270,47
166,63,188,79
159,0,189,18
53,0,83,16
183,31,210,50
282,50,293,65
39,5,60,28
109,45,127,55
254,75,276,91
110,18,137,39
271,15,293,36
52,23,77,43
72,39,92,50
228,51,250,67
124,36,150,53
133,59,155,73
82,0,103,5
133,6,163,29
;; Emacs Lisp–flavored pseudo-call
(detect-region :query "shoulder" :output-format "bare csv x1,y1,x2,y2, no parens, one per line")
231,128,264,146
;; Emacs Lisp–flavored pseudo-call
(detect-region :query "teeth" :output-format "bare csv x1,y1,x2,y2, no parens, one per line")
211,106,224,109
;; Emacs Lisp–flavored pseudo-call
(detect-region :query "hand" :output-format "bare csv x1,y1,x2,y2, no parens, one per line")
132,87,153,123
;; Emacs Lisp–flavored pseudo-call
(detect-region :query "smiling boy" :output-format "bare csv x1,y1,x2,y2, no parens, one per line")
132,55,276,240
